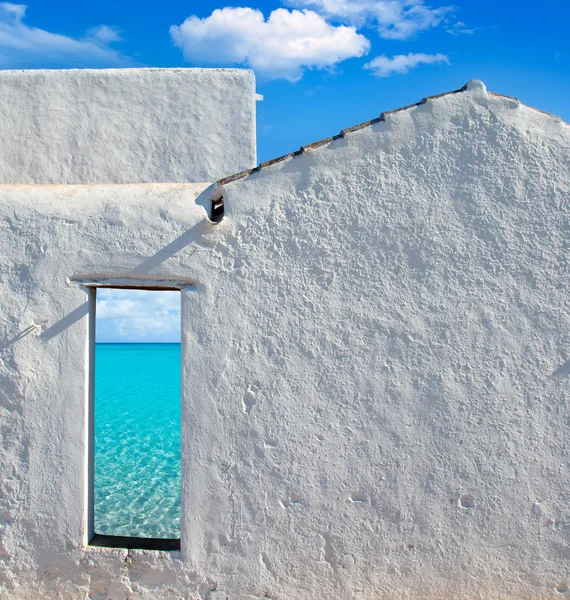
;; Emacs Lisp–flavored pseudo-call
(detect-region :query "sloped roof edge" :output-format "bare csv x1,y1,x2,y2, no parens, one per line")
217,80,566,188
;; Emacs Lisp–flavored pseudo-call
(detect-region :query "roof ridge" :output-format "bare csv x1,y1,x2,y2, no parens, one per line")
216,81,566,188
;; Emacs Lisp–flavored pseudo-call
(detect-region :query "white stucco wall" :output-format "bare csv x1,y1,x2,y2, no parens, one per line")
1,82,569,599
0,68,256,184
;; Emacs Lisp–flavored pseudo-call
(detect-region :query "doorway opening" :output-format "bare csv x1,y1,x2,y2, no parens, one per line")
90,287,181,549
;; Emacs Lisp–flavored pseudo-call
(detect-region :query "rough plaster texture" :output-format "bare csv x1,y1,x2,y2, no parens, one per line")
0,68,256,184
1,82,570,599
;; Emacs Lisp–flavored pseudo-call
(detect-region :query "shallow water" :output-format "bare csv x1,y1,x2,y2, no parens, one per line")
94,343,181,538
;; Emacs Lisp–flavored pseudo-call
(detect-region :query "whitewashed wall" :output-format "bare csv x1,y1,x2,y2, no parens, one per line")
1,82,570,599
0,68,256,184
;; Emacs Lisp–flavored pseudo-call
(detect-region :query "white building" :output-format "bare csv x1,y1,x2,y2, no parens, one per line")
0,70,569,599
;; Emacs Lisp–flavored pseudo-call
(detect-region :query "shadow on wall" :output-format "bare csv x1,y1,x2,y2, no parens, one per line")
41,304,90,342
32,218,212,342
133,219,210,274
4,203,570,383
0,325,39,349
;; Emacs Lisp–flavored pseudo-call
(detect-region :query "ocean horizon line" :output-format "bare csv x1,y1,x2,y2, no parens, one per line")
96,341,181,344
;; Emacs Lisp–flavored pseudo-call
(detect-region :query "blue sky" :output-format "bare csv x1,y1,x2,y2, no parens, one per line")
3,0,567,342
96,289,180,343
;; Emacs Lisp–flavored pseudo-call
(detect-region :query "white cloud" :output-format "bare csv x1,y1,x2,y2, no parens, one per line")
285,0,453,39
446,21,475,35
96,289,181,343
170,7,370,82
0,3,131,68
85,24,122,45
364,52,449,76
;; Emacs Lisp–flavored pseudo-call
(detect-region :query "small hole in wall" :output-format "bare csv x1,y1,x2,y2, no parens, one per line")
556,583,569,594
459,494,474,509
91,288,181,546
211,196,224,223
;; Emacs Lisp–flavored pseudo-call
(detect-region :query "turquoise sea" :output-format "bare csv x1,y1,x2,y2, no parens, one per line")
94,343,181,539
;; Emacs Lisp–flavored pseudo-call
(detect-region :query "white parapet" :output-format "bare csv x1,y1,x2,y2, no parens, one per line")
0,68,257,184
